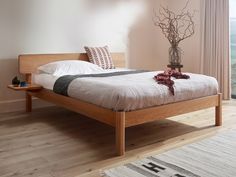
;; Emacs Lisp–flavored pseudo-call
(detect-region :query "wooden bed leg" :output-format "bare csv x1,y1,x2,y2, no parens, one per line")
116,112,125,156
26,92,32,112
215,93,222,126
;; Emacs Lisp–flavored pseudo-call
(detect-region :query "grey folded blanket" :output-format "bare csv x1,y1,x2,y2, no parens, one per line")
53,70,149,96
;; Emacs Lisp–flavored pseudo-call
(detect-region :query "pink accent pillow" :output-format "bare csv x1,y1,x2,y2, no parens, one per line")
84,46,115,69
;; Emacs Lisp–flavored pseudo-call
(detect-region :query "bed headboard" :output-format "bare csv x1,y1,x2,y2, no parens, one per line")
19,53,125,83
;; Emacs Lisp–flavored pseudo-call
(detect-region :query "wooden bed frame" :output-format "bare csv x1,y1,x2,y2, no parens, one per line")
18,53,222,156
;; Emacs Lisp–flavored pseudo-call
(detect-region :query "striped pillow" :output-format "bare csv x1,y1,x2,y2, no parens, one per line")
84,46,115,69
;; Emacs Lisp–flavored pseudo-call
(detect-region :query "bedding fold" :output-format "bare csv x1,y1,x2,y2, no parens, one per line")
53,70,149,96
35,70,218,111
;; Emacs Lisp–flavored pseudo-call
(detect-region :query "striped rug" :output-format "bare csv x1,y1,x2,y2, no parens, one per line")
102,129,236,177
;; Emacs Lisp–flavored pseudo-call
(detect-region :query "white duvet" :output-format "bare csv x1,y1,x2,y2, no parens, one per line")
34,71,218,111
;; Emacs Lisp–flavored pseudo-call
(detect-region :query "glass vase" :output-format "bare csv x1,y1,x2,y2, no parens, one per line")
168,46,182,66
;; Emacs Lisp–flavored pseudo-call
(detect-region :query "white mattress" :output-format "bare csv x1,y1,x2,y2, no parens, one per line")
34,70,218,111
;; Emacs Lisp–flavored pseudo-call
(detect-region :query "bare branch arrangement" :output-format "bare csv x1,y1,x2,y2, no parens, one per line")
153,1,195,67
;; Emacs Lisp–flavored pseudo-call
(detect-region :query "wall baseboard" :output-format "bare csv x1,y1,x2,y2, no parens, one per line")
0,98,53,113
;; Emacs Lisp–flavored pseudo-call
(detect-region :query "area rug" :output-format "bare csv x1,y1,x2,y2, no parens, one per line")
102,129,236,177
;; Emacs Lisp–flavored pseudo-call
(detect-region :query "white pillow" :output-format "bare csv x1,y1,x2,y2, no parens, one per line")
38,60,104,76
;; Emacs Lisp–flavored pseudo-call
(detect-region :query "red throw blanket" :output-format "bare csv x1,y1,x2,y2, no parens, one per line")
154,69,190,95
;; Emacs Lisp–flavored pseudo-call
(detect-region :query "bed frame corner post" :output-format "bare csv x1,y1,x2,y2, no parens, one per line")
215,93,222,126
115,112,125,156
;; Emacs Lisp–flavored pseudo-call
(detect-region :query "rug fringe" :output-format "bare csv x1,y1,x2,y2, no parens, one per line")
99,170,109,177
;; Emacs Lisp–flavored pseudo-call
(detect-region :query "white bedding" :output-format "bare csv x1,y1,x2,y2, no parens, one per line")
34,70,218,111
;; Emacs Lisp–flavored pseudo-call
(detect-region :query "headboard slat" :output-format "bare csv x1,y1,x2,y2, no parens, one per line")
19,53,125,74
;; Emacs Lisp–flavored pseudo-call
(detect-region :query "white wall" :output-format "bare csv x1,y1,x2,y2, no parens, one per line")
0,0,201,113
128,0,168,70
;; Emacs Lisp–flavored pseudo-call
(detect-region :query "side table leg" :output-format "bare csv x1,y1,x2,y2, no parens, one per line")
26,92,32,112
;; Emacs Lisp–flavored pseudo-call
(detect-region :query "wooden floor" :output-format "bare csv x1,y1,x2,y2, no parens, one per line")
0,100,236,177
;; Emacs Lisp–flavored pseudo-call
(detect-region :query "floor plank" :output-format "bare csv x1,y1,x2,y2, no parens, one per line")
0,100,235,177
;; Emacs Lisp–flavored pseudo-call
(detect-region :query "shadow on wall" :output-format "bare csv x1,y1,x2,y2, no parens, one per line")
0,58,25,101
84,0,161,70
127,0,169,70
128,8,156,70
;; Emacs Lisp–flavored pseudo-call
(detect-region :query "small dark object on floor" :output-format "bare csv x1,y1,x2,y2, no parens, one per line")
12,76,20,87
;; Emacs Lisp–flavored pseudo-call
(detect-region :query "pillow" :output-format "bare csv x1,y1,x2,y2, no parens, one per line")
84,46,115,69
37,60,104,76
